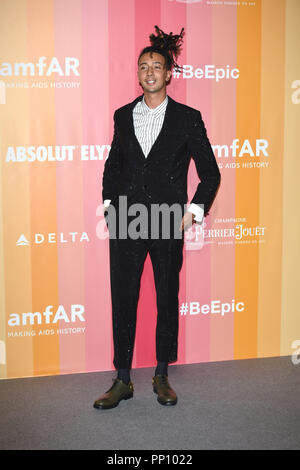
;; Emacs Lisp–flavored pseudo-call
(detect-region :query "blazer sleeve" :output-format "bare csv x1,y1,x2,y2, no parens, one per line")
187,111,221,217
102,111,123,204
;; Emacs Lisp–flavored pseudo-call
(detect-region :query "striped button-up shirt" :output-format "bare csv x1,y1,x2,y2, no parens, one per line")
133,94,168,158
104,94,203,223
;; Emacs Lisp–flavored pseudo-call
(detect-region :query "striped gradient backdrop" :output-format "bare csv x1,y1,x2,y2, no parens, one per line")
0,0,299,379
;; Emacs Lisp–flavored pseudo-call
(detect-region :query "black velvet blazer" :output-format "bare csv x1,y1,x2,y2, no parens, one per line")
102,95,221,217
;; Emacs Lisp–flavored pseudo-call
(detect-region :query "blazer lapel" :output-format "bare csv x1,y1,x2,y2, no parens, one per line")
145,96,173,161
125,95,145,161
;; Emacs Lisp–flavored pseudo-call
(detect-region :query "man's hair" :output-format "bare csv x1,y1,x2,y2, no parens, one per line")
138,25,185,71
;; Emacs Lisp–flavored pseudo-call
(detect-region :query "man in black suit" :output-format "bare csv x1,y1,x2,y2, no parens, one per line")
94,27,220,409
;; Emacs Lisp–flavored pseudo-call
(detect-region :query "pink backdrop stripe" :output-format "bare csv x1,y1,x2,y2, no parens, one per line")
185,2,213,364
54,0,86,374
209,4,237,361
82,0,111,372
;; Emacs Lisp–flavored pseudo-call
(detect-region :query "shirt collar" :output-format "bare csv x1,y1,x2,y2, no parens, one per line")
140,95,168,117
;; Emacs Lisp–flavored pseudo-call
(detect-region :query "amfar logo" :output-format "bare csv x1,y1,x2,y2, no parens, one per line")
0,57,80,77
16,232,90,246
7,304,85,326
212,139,269,158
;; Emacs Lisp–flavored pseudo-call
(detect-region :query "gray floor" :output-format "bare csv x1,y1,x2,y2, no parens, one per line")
0,356,299,450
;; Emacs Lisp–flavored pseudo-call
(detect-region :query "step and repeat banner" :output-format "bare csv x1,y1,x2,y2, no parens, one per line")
0,0,299,379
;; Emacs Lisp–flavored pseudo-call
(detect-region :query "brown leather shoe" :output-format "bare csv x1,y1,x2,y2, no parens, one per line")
152,374,177,406
93,378,134,409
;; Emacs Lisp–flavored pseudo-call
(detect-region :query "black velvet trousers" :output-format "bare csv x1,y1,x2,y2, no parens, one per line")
107,195,185,370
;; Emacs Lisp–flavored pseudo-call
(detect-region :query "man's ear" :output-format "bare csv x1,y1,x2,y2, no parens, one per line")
166,70,172,82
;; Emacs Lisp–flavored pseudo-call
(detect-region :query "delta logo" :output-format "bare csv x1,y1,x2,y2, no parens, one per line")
16,232,90,246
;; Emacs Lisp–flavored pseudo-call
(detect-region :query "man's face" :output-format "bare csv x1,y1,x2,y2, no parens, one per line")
137,52,172,94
